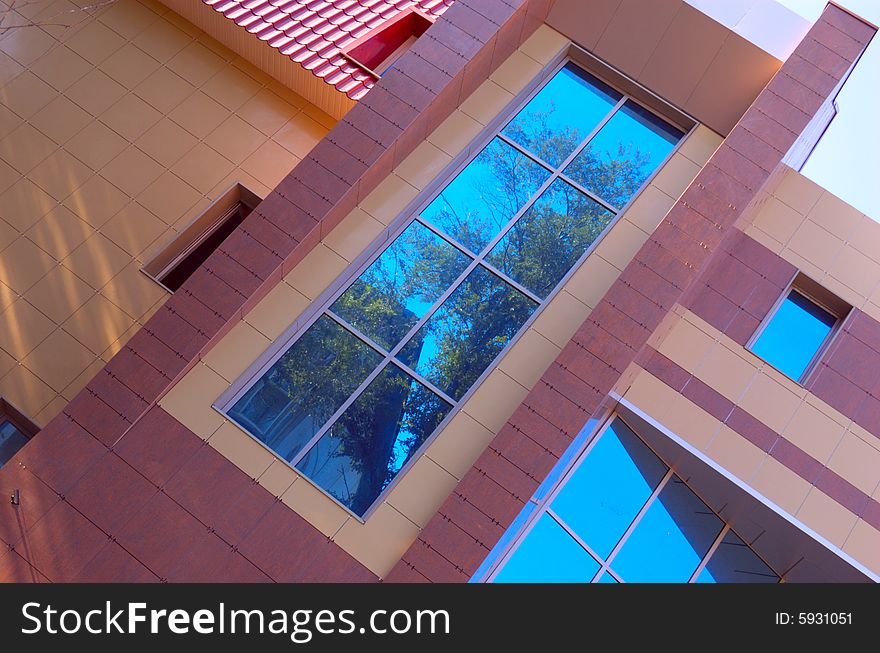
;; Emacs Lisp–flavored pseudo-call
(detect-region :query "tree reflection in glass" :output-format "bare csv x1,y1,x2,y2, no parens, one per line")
565,100,683,210
397,265,538,401
487,178,614,299
295,365,451,516
331,221,471,350
420,137,551,254
502,62,621,168
228,315,383,463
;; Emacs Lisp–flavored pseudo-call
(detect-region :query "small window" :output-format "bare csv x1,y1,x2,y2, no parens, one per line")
749,275,848,382
0,399,39,469
143,183,261,292
343,9,433,77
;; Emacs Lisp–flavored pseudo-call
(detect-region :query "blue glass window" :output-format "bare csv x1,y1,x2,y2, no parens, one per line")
494,514,600,583
550,419,666,558
750,290,836,381
225,60,684,518
491,418,778,583
565,100,683,209
502,63,621,167
295,365,451,515
420,138,550,254
0,419,30,469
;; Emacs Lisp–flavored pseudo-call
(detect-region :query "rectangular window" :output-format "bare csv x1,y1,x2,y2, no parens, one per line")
490,418,779,583
143,183,261,292
0,399,39,469
221,59,688,519
749,275,848,382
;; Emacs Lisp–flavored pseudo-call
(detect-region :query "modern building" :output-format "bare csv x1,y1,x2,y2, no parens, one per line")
0,0,878,583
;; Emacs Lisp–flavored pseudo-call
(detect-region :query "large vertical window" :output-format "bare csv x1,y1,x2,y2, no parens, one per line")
222,61,685,518
491,418,779,583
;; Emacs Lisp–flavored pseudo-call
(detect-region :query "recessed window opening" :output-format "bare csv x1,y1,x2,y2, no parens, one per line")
220,57,690,520
0,398,39,469
749,273,849,383
143,183,261,293
343,9,433,77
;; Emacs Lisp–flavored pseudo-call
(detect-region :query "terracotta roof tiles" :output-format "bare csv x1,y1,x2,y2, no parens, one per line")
205,0,454,99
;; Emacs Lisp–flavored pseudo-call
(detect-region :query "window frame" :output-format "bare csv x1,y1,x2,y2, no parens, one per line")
483,413,779,583
0,398,39,468
214,46,697,522
746,273,848,385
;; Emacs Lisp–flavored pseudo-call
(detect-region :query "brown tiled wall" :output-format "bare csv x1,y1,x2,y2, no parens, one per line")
685,227,880,444
639,348,880,532
1,0,554,582
386,5,875,582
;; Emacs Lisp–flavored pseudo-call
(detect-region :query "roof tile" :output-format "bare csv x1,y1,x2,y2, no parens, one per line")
203,0,452,96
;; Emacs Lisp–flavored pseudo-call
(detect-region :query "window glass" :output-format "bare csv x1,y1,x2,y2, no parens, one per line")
397,266,537,401
494,514,600,583
502,63,622,168
0,420,29,468
331,221,471,350
420,137,551,254
565,100,683,209
486,178,614,299
551,419,666,558
228,316,383,463
294,365,451,515
696,531,778,583
610,477,723,582
750,291,836,380
492,418,775,583
226,61,685,518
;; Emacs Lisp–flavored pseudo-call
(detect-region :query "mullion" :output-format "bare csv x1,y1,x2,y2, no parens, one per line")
591,468,674,580
545,508,606,572
687,524,731,583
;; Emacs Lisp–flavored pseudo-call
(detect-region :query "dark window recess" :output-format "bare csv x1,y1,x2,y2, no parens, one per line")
344,9,433,77
0,398,39,469
143,184,261,292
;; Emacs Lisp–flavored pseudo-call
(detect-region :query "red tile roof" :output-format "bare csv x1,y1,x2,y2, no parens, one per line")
204,0,455,100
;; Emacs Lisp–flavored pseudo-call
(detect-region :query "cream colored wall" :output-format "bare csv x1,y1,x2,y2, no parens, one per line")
157,0,357,120
0,0,334,426
624,306,880,573
159,24,723,578
746,166,880,323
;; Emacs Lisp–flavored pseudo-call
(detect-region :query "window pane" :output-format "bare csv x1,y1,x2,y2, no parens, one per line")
502,63,621,168
229,316,383,463
397,265,538,401
494,514,599,582
551,419,667,558
611,476,723,582
420,137,551,254
0,420,29,468
697,530,778,583
597,573,619,583
751,291,835,380
295,365,451,516
564,100,683,209
330,221,471,350
486,178,615,298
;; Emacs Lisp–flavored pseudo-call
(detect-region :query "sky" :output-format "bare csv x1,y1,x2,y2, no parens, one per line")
775,0,880,219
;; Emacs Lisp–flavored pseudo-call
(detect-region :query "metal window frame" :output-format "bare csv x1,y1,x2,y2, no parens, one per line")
745,271,848,385
483,413,780,583
214,46,697,523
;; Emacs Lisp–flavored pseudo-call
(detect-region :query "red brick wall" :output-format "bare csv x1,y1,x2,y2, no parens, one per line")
386,4,876,583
